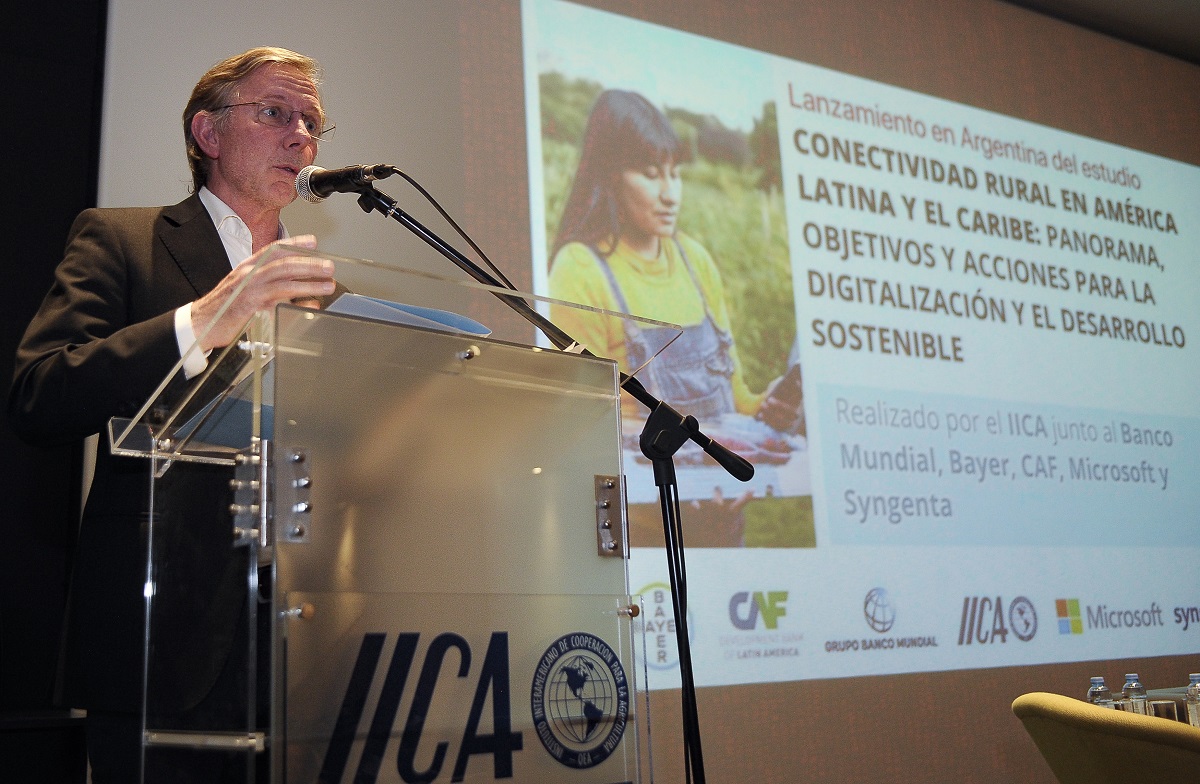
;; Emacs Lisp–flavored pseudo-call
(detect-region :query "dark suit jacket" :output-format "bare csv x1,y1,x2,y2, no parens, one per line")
9,194,252,715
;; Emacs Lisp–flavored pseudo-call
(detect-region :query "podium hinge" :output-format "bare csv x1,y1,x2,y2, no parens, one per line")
230,444,266,548
595,474,625,558
280,447,312,543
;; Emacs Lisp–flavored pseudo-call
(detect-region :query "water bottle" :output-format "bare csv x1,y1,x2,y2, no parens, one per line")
1122,673,1148,715
1086,676,1114,708
1186,673,1200,727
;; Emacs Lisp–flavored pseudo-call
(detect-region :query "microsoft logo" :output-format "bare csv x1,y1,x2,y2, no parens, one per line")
1056,598,1083,635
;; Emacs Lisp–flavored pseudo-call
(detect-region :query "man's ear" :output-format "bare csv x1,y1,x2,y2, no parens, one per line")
192,111,221,160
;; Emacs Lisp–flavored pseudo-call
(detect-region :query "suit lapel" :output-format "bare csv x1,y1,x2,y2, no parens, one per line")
158,193,231,297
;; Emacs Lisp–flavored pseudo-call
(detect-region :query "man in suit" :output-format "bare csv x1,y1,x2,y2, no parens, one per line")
8,47,337,782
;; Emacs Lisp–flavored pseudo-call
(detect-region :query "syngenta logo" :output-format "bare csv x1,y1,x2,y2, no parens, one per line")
728,591,788,630
1175,606,1200,631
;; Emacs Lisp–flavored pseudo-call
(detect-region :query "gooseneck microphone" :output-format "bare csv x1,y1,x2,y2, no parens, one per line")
295,164,396,203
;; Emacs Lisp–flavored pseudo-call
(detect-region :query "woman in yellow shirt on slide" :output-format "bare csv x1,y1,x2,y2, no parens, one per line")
548,89,801,444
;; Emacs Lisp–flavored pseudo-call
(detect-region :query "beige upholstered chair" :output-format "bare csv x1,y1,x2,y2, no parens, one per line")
1012,691,1200,783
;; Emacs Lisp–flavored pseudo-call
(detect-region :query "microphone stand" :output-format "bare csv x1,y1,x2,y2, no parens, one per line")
353,183,751,784
639,404,708,784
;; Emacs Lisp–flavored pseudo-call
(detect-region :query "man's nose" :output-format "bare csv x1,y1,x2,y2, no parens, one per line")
283,113,317,144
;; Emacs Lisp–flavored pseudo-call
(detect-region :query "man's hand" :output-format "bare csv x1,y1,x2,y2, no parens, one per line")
191,235,335,351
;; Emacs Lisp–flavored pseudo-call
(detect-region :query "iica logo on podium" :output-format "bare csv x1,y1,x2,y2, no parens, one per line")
309,628,633,784
530,633,631,770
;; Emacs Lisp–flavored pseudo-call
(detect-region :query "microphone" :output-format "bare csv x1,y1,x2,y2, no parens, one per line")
295,164,395,203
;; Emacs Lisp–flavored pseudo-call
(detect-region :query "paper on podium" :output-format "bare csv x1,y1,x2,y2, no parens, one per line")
173,295,489,449
326,293,490,336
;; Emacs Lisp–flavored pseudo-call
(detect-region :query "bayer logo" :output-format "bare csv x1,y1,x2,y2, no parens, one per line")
863,587,896,633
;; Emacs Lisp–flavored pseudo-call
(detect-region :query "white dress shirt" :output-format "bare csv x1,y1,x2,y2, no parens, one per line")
174,187,287,377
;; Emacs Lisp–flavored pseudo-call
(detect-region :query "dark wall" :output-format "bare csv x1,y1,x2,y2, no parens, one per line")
2,2,106,779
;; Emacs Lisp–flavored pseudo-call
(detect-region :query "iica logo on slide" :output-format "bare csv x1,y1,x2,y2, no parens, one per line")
957,596,1038,645
1056,598,1084,635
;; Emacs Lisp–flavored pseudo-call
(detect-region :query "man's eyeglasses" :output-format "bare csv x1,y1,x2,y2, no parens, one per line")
219,101,335,142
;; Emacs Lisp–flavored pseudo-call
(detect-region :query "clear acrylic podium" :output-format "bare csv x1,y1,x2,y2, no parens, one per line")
110,246,680,783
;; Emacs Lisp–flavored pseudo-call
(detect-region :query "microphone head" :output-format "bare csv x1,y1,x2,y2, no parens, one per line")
295,165,326,203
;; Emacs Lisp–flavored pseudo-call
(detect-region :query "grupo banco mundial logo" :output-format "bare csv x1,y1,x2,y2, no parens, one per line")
530,633,630,770
864,587,896,633
825,587,938,653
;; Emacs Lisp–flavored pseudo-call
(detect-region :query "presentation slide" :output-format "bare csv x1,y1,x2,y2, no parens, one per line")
521,0,1200,690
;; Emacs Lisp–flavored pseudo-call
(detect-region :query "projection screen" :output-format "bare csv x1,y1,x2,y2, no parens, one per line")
99,0,1200,781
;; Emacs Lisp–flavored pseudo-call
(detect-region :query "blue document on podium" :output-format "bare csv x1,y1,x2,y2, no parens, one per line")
174,295,489,448
325,293,491,336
